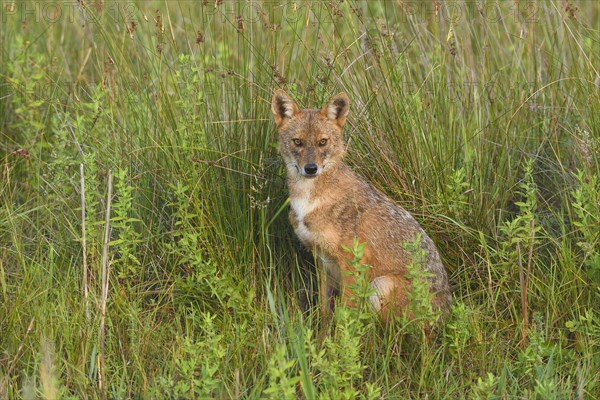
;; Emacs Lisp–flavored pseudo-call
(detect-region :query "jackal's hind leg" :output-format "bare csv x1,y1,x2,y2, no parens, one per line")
368,275,411,321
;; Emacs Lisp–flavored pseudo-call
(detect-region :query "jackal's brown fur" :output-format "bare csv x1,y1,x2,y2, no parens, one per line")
272,90,451,319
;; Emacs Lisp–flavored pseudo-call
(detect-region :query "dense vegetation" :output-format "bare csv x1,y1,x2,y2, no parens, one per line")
1,1,598,398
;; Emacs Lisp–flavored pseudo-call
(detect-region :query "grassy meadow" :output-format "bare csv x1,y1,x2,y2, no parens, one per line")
1,0,599,398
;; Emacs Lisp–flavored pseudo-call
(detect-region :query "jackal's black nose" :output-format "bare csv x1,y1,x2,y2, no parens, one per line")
304,164,318,175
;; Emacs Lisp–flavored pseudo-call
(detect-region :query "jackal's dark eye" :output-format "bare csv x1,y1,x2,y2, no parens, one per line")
318,138,328,146
292,138,303,147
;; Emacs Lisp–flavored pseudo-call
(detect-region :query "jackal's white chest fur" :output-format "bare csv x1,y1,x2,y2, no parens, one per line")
289,179,320,244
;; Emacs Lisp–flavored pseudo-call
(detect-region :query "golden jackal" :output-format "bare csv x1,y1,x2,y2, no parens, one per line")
271,90,451,319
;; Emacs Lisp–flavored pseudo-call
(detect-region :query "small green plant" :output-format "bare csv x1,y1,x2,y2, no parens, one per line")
308,307,373,400
565,308,600,396
148,312,226,399
262,344,300,400
470,372,500,400
402,233,440,334
173,54,205,147
169,181,250,311
5,35,48,140
516,314,561,399
497,158,542,340
342,238,377,317
444,302,475,374
571,170,600,286
110,168,142,283
438,166,472,221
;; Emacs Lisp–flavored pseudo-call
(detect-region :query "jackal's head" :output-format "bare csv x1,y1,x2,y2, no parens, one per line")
271,90,350,178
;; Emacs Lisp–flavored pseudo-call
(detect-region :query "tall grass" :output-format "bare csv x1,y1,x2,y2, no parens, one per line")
1,1,598,398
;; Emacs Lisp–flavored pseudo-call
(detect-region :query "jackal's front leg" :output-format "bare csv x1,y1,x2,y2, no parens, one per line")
318,256,341,318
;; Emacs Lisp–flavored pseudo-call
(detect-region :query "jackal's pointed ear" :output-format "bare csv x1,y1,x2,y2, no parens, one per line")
271,90,299,128
321,92,350,128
